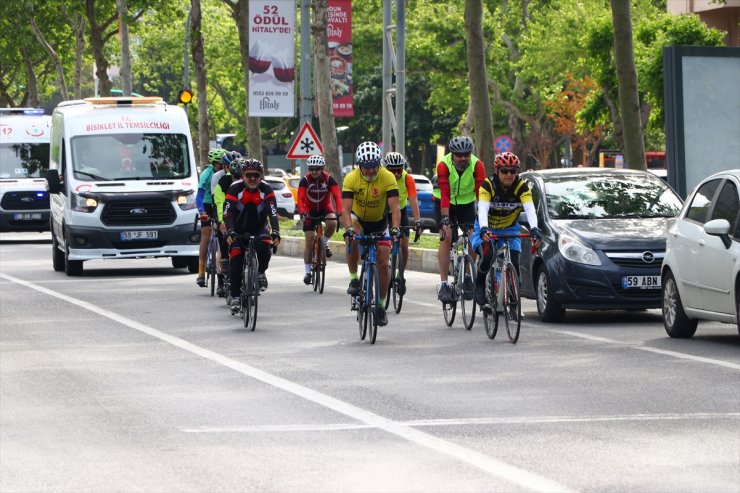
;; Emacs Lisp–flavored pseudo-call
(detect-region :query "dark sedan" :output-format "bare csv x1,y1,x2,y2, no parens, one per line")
518,168,683,322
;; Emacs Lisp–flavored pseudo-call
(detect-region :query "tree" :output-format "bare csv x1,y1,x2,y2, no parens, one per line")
311,0,341,179
191,0,210,165
464,0,495,168
610,0,645,170
117,0,133,96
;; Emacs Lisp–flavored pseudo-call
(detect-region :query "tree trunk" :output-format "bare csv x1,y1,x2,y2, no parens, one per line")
64,7,86,100
311,0,340,179
21,49,40,107
464,0,495,169
86,0,112,97
233,0,263,162
117,0,133,96
191,0,210,167
610,0,645,170
30,17,69,101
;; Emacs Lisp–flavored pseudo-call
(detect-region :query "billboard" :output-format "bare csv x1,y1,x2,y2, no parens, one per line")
327,0,353,117
248,0,296,117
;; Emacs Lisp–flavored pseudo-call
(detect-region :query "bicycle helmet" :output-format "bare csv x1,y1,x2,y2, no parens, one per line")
222,150,242,166
382,152,407,170
208,148,227,164
355,141,382,168
240,158,264,173
229,158,243,177
306,154,326,170
448,136,474,154
494,151,520,169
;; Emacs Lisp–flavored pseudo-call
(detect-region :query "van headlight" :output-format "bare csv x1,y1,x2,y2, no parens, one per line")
176,192,196,210
72,193,99,213
558,233,601,265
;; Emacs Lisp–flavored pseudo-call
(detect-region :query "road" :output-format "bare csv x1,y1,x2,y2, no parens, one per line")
1,232,739,493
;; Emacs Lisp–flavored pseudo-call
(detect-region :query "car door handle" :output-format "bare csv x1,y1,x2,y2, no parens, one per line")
698,239,706,246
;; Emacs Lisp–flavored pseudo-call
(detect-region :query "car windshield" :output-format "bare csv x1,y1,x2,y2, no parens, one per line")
544,173,683,219
71,133,191,181
0,143,50,178
266,179,285,190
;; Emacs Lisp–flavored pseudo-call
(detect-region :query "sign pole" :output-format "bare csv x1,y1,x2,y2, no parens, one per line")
299,0,312,176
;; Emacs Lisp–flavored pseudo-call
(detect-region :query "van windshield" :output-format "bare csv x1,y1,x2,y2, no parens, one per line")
0,143,50,179
71,133,191,181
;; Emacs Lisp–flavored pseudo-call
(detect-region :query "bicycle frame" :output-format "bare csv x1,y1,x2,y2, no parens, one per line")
441,223,476,330
351,233,392,344
305,215,338,294
234,233,271,331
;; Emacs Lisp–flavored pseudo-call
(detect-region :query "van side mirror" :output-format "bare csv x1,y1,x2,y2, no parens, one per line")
46,169,62,194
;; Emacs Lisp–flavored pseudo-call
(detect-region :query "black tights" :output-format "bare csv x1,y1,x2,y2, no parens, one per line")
229,241,271,298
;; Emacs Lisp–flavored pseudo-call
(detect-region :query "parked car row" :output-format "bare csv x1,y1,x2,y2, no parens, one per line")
514,167,738,338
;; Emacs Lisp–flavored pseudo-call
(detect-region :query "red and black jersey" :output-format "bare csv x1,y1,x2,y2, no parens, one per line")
224,181,279,236
297,171,342,214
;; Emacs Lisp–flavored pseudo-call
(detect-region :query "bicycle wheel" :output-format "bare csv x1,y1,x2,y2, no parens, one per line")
357,266,367,340
246,255,259,331
367,264,379,344
502,262,521,343
312,236,320,292
315,239,326,294
206,238,218,296
392,250,404,314
386,248,397,311
442,260,457,326
483,269,499,340
460,254,476,330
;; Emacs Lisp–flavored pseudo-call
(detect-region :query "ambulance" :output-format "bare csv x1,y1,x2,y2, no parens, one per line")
46,97,200,276
0,108,52,232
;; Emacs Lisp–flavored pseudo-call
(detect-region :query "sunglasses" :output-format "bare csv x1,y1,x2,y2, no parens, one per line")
498,168,519,175
243,173,261,179
452,153,471,158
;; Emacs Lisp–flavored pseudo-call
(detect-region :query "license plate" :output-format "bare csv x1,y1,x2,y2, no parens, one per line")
622,275,660,289
120,230,158,241
12,212,42,220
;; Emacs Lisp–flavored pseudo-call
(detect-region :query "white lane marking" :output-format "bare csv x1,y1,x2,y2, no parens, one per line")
183,412,740,433
551,330,740,370
1,273,574,493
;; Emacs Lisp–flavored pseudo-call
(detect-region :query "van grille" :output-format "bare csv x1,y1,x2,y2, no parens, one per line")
1,192,50,211
101,199,175,226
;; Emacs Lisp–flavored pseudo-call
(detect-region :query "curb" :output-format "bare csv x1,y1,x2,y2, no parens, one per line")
276,236,440,274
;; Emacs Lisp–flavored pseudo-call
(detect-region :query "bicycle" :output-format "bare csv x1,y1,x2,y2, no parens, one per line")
385,225,420,314
439,223,477,330
232,233,272,331
481,232,533,343
305,215,338,294
350,233,392,344
205,218,220,297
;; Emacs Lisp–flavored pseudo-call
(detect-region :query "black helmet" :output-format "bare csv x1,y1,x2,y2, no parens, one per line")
448,136,474,154
240,158,264,173
229,158,243,177
222,151,242,166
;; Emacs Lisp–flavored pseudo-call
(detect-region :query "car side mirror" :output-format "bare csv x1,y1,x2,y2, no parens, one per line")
46,169,62,194
703,218,732,249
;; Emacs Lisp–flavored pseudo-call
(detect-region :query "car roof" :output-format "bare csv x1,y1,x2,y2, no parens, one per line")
410,174,431,182
701,169,740,181
521,167,661,180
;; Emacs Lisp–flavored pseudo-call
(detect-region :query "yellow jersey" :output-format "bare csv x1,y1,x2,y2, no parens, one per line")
478,175,533,229
341,167,399,222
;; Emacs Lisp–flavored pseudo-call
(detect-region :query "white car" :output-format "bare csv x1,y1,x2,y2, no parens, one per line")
263,176,296,217
661,169,740,337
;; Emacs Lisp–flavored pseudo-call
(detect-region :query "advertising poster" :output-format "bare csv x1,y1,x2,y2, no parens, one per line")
327,0,353,117
248,0,295,117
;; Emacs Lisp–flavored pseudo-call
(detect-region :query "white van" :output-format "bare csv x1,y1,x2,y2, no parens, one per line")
0,108,52,232
46,97,200,276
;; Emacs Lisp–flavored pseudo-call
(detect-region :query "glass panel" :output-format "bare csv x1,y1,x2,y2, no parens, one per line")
0,143,50,178
71,133,190,181
543,172,683,219
710,181,739,226
686,179,720,224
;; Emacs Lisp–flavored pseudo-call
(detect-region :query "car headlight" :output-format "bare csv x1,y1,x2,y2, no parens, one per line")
176,192,196,210
558,233,601,265
71,193,98,213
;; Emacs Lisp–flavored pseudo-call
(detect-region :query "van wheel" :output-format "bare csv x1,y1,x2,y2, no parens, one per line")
52,225,64,272
662,270,697,338
186,256,199,273
171,257,188,269
536,266,565,323
64,231,83,277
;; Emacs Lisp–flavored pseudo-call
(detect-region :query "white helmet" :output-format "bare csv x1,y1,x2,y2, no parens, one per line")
355,141,382,168
383,152,407,170
307,155,326,170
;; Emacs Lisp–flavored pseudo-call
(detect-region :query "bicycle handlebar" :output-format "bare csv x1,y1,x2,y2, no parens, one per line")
347,234,394,255
483,232,539,254
439,222,474,242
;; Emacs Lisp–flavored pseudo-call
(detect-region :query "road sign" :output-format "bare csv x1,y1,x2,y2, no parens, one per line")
286,122,324,159
494,135,513,154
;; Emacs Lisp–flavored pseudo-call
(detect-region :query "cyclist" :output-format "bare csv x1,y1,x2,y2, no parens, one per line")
224,158,281,314
195,148,227,287
212,152,242,297
382,152,422,295
433,136,487,303
471,151,541,309
341,141,401,327
297,154,342,285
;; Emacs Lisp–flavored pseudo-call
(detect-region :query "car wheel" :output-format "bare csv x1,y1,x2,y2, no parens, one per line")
536,266,565,323
51,223,64,272
186,256,199,274
662,270,697,338
736,289,739,336
171,257,188,269
63,230,83,277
